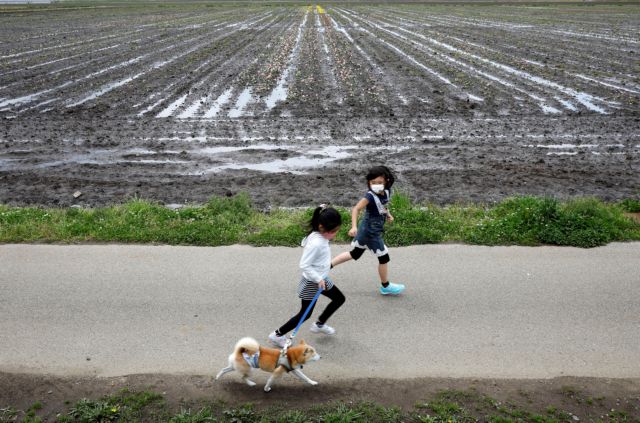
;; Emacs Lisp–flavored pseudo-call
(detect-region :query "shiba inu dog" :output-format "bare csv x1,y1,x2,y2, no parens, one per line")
215,337,321,392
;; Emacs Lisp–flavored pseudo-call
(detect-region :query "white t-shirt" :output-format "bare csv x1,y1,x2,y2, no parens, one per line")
299,231,331,283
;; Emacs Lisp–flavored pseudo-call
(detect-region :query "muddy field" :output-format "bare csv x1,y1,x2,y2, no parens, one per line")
1,2,639,208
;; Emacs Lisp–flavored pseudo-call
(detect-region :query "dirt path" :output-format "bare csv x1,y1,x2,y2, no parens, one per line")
2,372,639,421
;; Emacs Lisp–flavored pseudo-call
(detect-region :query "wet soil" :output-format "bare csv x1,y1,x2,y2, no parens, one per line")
1,4,638,208
0,115,638,209
1,372,639,421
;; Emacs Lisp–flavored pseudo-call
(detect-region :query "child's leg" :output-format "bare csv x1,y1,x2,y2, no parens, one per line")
331,251,352,267
378,262,388,285
316,285,345,325
377,253,391,286
332,247,365,268
376,252,404,294
275,299,316,336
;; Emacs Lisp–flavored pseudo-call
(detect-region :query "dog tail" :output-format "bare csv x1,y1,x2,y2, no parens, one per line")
234,337,260,356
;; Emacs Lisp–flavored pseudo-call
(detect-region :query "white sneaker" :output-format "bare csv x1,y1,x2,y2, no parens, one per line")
310,322,335,335
268,331,287,348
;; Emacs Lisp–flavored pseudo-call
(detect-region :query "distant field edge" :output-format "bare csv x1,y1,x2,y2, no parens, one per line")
3,0,640,8
1,193,639,248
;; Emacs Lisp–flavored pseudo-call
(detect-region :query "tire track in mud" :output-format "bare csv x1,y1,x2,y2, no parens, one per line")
0,10,230,80
340,7,614,115
314,7,344,109
339,9,542,114
284,7,338,117
2,5,637,119
151,8,306,120
389,8,639,49
379,6,639,99
0,7,241,65
323,10,404,115
1,23,225,109
155,12,291,120
261,8,309,116
138,13,284,118
378,8,637,71
0,11,273,114
331,8,485,111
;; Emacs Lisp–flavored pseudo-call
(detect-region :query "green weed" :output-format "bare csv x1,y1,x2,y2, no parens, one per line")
1,193,639,248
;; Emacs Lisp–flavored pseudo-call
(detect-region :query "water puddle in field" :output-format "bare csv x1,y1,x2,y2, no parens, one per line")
228,87,254,118
202,88,234,118
575,74,640,95
520,143,632,156
138,97,167,117
177,97,205,119
196,145,355,175
156,94,189,118
0,148,189,170
554,97,578,112
195,144,287,155
68,72,146,108
529,144,599,149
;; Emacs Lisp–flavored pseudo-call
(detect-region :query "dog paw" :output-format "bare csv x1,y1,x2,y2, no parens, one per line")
246,380,256,387
264,386,272,393
309,380,318,386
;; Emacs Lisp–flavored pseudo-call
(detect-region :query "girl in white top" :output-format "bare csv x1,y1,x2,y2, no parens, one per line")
269,205,346,348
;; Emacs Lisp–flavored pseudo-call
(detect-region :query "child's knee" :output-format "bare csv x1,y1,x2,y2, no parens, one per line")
350,248,365,261
377,254,390,264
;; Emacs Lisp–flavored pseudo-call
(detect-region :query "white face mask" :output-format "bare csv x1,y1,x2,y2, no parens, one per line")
370,184,385,193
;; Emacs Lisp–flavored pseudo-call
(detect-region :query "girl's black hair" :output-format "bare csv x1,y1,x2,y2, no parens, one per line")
366,165,395,189
309,206,342,234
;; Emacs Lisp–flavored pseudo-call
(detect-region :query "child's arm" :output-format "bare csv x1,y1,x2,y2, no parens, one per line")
348,198,369,237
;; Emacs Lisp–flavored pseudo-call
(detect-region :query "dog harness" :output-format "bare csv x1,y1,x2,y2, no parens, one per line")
277,354,301,372
242,351,260,369
243,350,301,372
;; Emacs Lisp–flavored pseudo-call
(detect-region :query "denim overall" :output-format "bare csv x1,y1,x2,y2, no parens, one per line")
352,191,389,256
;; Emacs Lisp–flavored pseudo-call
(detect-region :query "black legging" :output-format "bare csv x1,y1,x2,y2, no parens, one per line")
277,285,346,335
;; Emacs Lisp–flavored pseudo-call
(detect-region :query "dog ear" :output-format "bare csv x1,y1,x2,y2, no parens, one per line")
304,348,310,354
299,339,306,345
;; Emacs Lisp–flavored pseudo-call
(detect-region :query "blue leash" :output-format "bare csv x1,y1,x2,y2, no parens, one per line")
281,287,323,355
291,287,323,339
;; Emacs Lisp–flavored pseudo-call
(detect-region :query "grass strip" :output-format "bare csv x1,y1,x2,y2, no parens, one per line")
1,193,639,248
3,387,639,423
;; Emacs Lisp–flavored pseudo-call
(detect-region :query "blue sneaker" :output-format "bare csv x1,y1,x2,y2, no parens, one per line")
379,282,405,296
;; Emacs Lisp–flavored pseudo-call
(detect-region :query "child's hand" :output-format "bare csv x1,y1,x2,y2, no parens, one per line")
348,227,357,237
318,280,327,290
387,214,394,223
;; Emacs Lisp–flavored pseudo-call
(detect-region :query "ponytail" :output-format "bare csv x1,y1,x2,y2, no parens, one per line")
309,205,342,234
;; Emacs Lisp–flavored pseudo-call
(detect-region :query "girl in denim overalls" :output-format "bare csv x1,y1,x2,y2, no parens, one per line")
332,166,405,295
